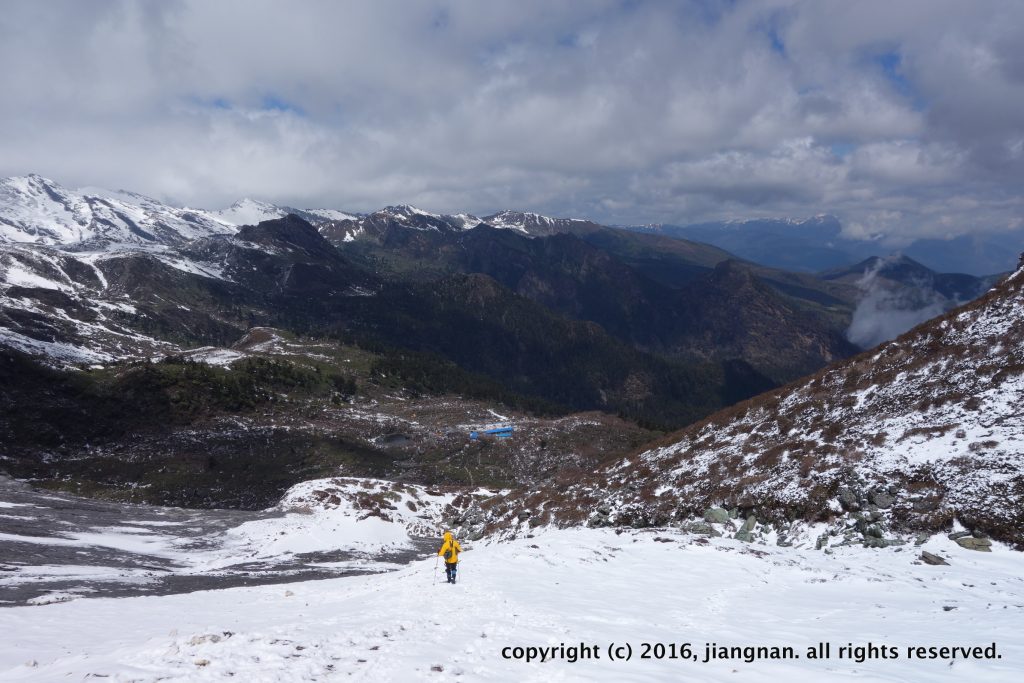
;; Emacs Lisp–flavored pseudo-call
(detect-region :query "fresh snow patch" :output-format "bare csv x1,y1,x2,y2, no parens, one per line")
209,478,454,564
182,347,246,367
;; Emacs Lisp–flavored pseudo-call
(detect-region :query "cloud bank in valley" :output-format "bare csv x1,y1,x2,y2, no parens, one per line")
0,0,1022,241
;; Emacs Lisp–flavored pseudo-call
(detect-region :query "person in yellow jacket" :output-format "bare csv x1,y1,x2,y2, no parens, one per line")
438,530,462,584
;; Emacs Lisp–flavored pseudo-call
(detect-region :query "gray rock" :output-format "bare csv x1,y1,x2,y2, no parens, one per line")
517,511,532,521
914,533,931,546
815,534,829,550
948,530,972,540
838,487,859,510
734,530,754,542
865,524,884,539
703,507,730,524
682,521,721,537
872,489,897,509
740,515,757,533
955,537,992,552
870,490,895,509
920,551,949,566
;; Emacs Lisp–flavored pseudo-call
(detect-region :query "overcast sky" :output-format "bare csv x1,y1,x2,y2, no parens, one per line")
1,0,1022,240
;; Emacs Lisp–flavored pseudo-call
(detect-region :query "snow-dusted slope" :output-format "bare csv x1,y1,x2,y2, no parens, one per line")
506,260,1024,546
316,206,604,245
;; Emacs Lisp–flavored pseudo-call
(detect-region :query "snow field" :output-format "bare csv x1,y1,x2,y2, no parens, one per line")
1,527,1022,682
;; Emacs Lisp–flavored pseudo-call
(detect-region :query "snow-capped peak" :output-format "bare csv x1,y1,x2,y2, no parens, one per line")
211,198,288,227
379,204,440,219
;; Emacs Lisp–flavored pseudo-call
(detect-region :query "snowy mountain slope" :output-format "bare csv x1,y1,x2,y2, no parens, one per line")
495,259,1024,547
0,233,258,364
0,209,380,364
1,524,1021,681
0,242,183,363
0,175,236,247
0,175,368,252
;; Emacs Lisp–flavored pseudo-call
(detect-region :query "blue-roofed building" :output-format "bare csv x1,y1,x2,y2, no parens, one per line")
469,423,514,440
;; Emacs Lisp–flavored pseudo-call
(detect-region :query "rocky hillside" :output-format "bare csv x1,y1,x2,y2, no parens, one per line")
486,258,1024,548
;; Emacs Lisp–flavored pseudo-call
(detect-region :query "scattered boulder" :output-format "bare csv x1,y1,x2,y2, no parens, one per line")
837,487,859,511
920,551,949,566
870,490,895,509
954,536,992,552
704,507,730,524
517,511,532,521
734,515,757,542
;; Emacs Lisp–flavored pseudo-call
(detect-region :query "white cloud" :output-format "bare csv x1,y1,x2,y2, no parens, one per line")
0,0,1021,239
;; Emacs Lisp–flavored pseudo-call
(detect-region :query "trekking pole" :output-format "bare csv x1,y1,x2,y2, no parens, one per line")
433,555,438,585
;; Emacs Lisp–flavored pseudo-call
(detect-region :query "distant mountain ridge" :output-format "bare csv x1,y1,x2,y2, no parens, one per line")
627,216,1020,276
0,175,596,250
0,174,1001,425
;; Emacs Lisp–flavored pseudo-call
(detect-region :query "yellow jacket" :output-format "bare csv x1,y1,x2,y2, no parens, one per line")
438,531,462,563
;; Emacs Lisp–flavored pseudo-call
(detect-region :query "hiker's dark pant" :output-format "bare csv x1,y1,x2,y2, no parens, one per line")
445,562,458,583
